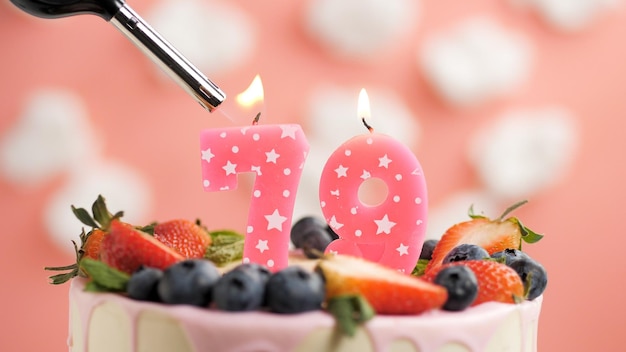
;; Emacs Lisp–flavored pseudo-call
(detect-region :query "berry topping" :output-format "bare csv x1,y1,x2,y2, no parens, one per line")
100,220,184,274
426,200,543,274
317,255,447,315
433,265,478,311
509,257,548,300
424,260,524,306
152,219,212,259
157,259,220,307
491,248,530,266
265,266,325,314
291,216,334,258
127,266,163,302
419,239,438,260
442,244,490,264
213,263,271,311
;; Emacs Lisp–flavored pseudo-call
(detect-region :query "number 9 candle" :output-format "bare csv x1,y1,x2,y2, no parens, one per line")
319,89,428,273
199,76,309,271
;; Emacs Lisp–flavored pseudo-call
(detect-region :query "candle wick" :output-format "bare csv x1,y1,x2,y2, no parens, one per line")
252,112,261,125
361,117,374,133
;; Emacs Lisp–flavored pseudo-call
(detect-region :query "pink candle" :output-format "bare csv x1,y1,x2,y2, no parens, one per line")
199,77,309,271
319,89,427,273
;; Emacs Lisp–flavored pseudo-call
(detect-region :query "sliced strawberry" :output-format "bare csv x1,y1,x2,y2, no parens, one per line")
82,229,106,260
152,219,212,259
317,255,447,315
423,260,524,305
100,220,184,274
426,200,543,274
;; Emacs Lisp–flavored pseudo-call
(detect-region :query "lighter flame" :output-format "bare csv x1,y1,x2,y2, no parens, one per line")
357,88,371,121
236,75,264,108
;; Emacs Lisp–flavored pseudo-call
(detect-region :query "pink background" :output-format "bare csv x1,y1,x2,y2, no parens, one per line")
1,0,625,351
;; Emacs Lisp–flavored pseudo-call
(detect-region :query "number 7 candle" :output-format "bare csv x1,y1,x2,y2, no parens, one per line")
199,76,309,271
319,89,428,273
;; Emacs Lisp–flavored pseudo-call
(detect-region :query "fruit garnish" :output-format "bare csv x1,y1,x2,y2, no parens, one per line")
509,257,548,300
45,195,123,284
213,263,270,311
291,216,334,259
317,254,447,315
442,244,489,264
426,200,543,274
433,265,478,311
423,260,524,305
151,219,212,259
100,220,185,275
158,259,221,307
265,266,326,314
204,230,245,266
327,294,375,336
79,258,130,293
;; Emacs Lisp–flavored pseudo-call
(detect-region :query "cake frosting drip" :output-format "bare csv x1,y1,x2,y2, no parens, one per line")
69,278,542,352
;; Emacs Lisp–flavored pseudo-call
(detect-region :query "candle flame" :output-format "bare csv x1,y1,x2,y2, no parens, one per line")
236,75,264,108
357,88,371,121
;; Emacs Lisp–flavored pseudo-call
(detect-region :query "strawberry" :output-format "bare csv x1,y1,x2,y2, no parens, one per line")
423,260,524,305
317,255,447,315
100,220,184,274
426,200,543,274
152,219,212,259
45,195,124,284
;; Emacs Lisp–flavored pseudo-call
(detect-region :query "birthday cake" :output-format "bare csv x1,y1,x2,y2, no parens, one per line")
48,196,546,352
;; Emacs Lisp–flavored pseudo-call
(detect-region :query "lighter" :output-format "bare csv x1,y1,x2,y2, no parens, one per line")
10,0,226,112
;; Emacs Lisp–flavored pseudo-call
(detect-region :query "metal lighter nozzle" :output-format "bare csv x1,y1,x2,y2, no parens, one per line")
9,0,226,112
109,4,226,112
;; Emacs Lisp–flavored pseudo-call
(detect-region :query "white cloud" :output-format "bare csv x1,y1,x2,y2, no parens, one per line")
420,16,533,107
148,0,255,76
469,107,578,200
44,159,152,254
0,89,102,187
305,0,418,60
294,85,421,219
511,0,622,31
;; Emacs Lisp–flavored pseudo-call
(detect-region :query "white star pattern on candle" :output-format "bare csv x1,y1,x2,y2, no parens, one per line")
201,148,215,163
396,243,409,256
360,170,371,180
265,209,288,231
378,154,392,168
280,125,299,139
374,214,396,235
329,215,344,230
251,165,262,175
256,239,269,253
223,161,237,175
265,149,280,163
334,165,348,178
330,189,340,196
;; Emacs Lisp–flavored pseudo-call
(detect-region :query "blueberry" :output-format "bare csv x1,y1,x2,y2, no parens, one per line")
420,239,439,260
434,265,478,311
265,266,325,314
291,217,333,258
326,225,339,240
213,263,271,311
157,259,220,307
442,244,489,264
127,266,163,302
491,248,530,266
509,257,548,300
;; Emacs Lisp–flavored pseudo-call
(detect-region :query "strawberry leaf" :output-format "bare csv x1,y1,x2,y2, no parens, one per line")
79,258,129,292
514,218,544,244
327,295,375,337
468,204,487,220
497,200,528,221
205,230,245,266
72,206,99,228
411,259,430,277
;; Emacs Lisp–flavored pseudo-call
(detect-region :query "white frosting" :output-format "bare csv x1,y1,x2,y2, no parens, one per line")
69,278,542,352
